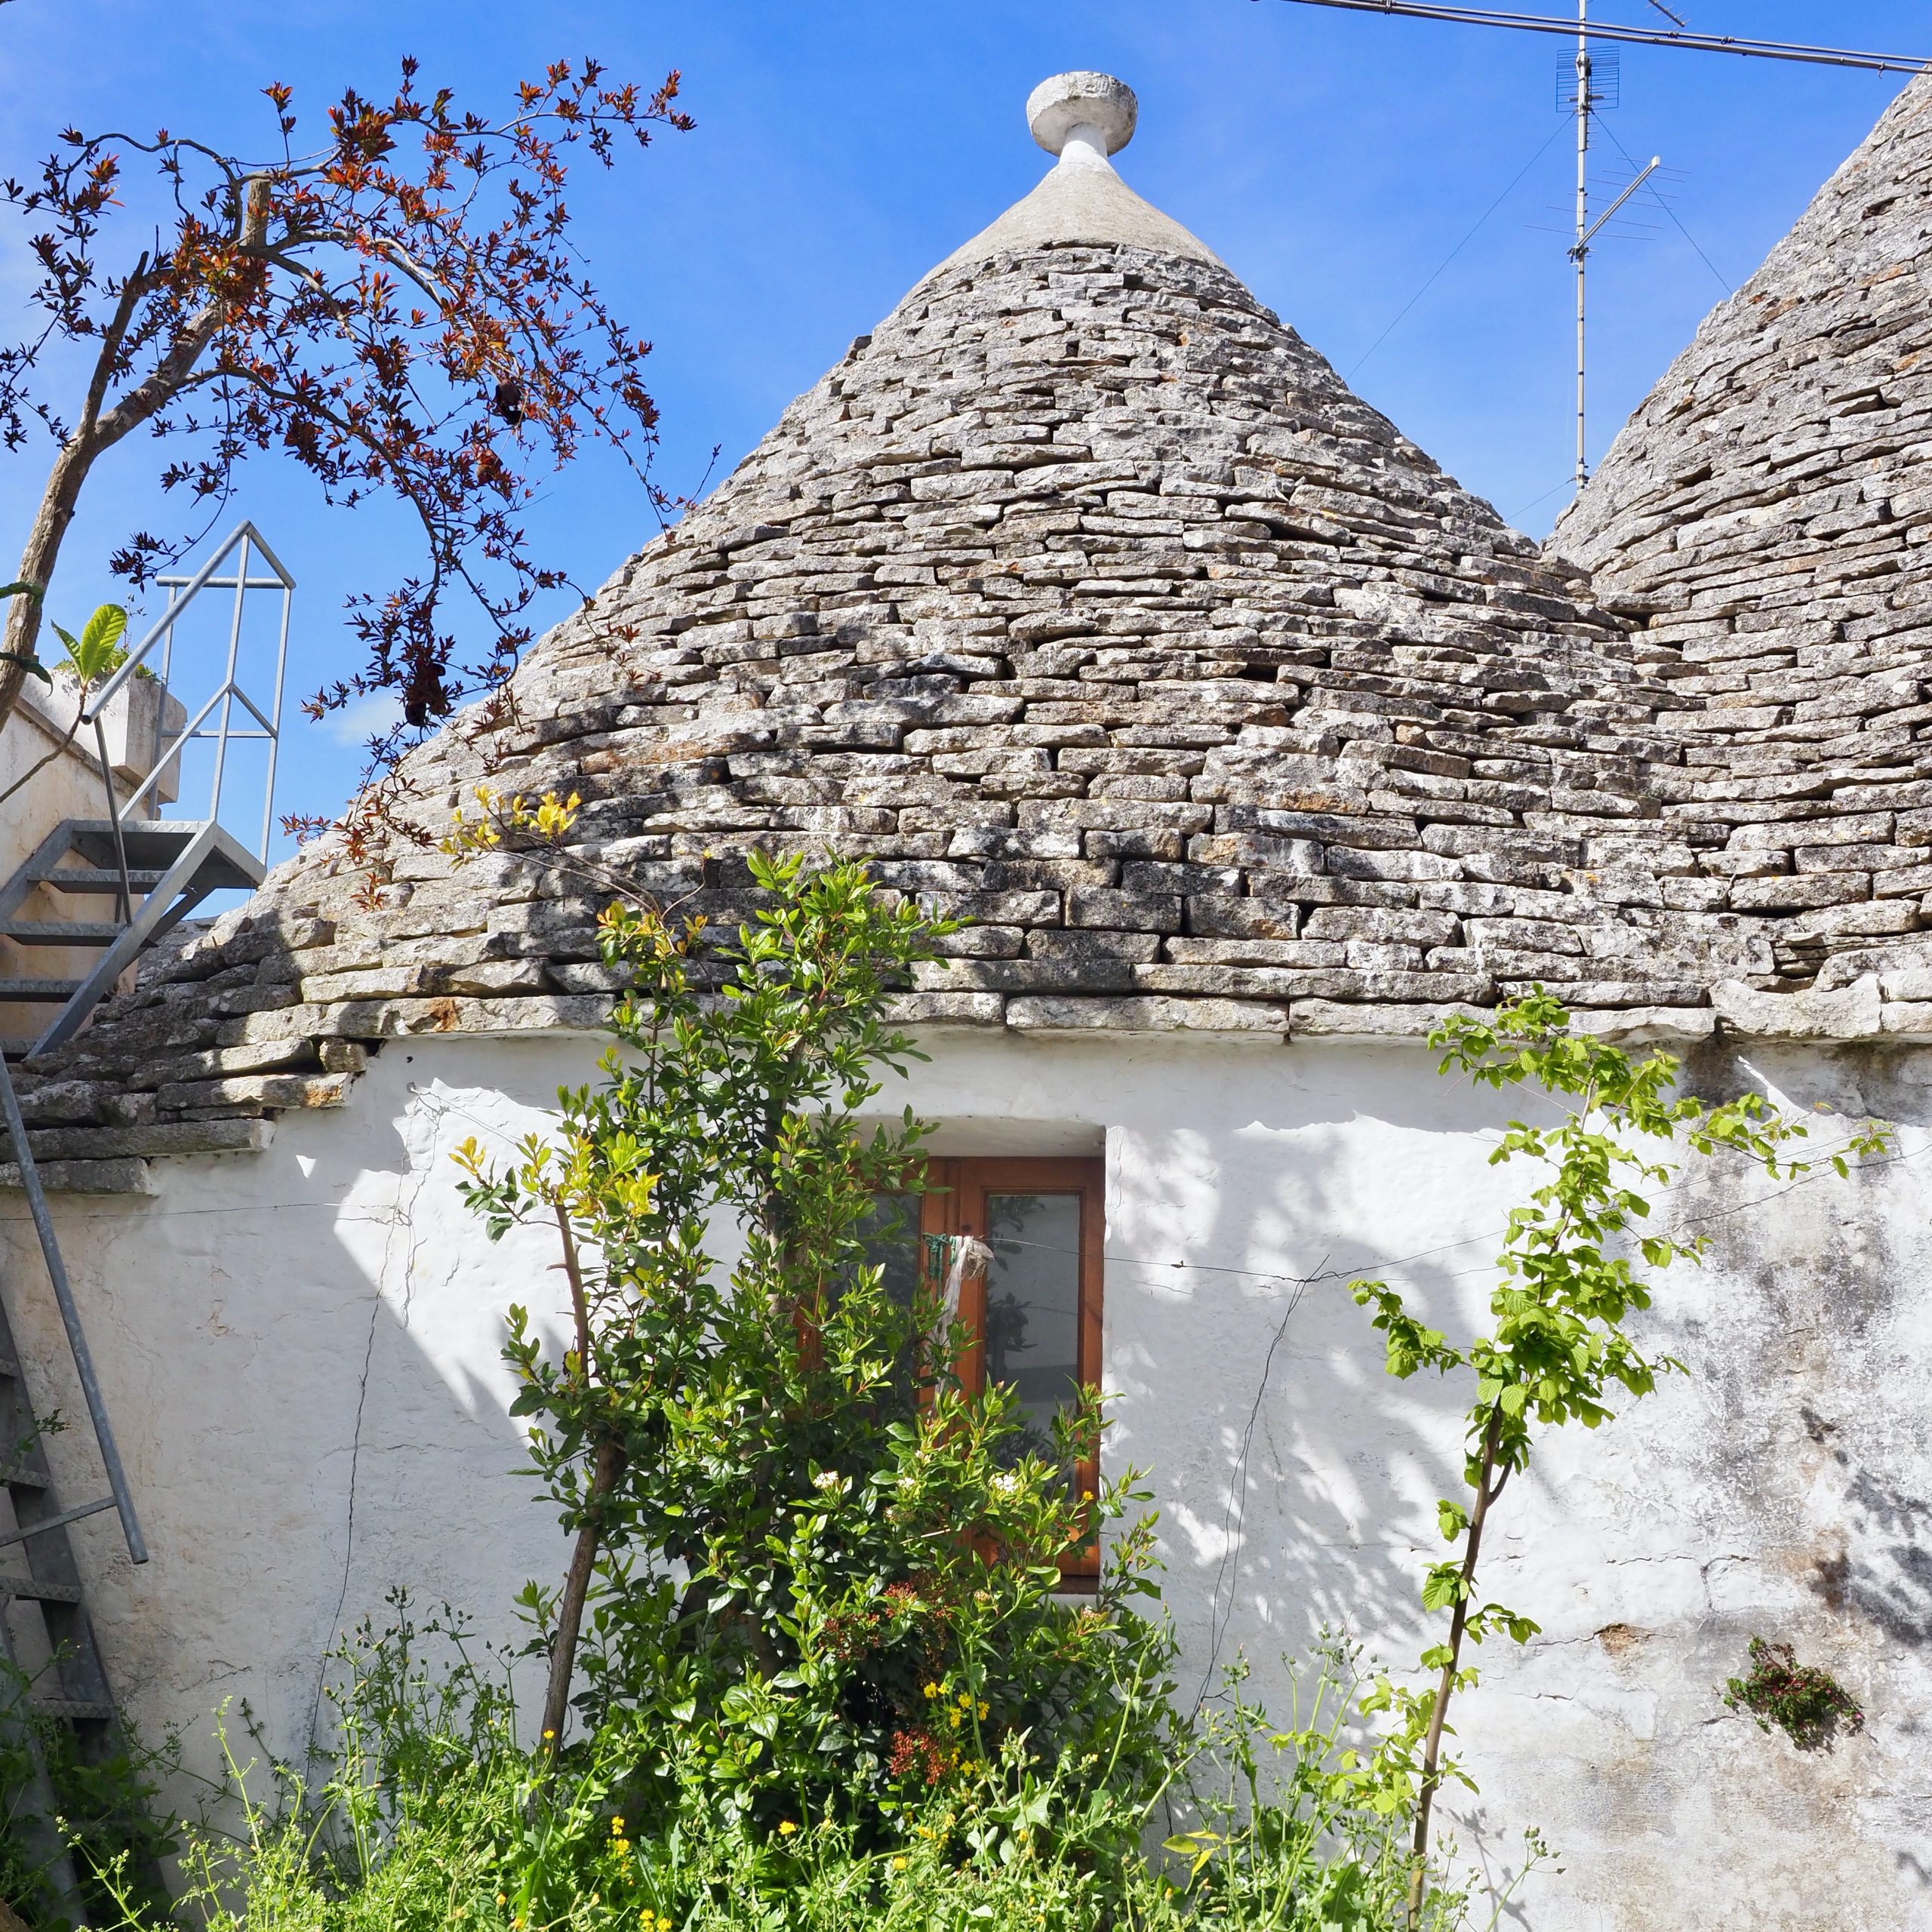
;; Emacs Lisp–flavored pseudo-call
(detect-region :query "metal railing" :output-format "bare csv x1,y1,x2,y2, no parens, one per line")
84,521,294,868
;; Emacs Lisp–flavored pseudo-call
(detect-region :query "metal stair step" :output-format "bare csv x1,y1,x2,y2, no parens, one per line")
0,1575,82,1605
25,868,168,896
31,1697,112,1723
2,921,127,946
0,1465,51,1491
61,821,206,870
0,980,85,1004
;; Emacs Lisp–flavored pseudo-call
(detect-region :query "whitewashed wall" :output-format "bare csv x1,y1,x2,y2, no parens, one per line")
2,1024,1926,1930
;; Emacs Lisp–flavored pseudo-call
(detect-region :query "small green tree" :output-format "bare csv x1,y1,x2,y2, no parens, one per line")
453,849,1175,1876
1350,992,1890,1929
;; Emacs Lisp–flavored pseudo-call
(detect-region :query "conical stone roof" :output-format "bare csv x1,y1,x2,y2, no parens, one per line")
1552,70,1932,999
16,72,1890,1182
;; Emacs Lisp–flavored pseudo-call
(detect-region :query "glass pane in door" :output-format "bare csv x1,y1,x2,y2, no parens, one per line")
982,1192,1082,1460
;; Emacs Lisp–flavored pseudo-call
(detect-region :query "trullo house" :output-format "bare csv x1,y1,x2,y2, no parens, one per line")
4,67,1930,1932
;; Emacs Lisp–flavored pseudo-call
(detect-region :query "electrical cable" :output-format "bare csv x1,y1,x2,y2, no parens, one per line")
1598,118,1733,294
1268,0,1930,76
1346,123,1564,380
1507,473,1581,524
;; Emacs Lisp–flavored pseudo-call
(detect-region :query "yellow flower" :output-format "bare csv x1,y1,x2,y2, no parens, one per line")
777,1819,797,1837
610,1816,626,1835
921,1681,939,1700
892,1856,908,1872
542,1728,555,1740
977,1700,989,1720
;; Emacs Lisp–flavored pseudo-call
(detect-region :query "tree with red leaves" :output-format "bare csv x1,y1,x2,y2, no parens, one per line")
0,55,692,777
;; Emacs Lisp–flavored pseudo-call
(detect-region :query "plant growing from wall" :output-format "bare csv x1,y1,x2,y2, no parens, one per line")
1722,1636,1864,1750
1349,991,1890,1930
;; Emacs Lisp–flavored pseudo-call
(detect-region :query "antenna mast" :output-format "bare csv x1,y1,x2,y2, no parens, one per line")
1572,0,1590,489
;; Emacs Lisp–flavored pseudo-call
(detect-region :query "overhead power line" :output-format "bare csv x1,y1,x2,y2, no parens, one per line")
1269,1,1930,75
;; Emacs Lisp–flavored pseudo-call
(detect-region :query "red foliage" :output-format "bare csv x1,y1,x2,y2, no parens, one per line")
1,56,694,764
886,1726,948,1787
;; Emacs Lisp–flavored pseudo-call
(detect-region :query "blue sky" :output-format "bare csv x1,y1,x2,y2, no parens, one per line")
2,1,1926,857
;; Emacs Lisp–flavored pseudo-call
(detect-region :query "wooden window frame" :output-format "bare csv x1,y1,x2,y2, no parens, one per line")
918,1156,1104,1587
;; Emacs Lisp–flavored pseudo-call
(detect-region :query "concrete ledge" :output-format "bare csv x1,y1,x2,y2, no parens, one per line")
1288,1001,1484,1038
1006,995,1288,1035
294,994,618,1040
881,993,1007,1026
1712,976,1881,1041
0,1158,156,1197
11,1118,274,1162
153,1072,356,1114
1568,1007,1718,1044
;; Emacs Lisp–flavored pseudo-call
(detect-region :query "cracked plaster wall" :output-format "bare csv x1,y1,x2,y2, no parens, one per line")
0,1027,1924,1928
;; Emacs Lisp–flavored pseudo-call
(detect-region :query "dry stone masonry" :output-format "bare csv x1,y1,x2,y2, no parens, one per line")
20,69,1932,1187
1553,71,1932,1023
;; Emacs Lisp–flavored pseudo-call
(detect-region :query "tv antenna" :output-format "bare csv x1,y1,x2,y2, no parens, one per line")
1569,2,1659,487
1275,0,1930,494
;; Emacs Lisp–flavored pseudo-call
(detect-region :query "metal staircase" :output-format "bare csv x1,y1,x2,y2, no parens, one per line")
0,523,290,1065
0,818,262,1061
0,524,292,1918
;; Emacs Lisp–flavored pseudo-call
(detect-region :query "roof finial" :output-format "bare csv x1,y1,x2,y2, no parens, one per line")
1026,72,1137,169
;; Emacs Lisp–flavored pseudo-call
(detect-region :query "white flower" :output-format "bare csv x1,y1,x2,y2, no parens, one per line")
814,1469,843,1493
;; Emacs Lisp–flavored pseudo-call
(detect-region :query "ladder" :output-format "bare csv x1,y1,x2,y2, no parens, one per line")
0,817,263,1061
0,1279,162,1924
0,1048,161,1925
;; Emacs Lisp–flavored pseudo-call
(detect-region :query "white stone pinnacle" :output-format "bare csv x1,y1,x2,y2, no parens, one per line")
1026,72,1137,170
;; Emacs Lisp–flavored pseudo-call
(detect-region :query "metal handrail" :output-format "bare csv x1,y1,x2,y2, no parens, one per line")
84,520,294,869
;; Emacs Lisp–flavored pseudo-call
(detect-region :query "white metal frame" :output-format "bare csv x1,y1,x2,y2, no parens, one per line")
85,520,294,865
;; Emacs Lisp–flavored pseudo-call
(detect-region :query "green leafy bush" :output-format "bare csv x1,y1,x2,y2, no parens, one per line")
0,1656,178,1929
100,1604,1478,1932
86,853,1511,1929
451,853,1181,1871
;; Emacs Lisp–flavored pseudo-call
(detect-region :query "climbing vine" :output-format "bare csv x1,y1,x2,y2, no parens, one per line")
1350,991,1890,1928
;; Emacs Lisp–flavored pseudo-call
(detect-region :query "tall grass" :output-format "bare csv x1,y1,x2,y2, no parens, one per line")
84,1614,1526,1932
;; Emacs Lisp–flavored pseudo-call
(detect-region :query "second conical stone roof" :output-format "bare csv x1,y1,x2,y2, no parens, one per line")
1552,69,1932,996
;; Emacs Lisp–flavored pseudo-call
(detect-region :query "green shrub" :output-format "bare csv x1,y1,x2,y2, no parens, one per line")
90,853,1496,1928
103,1606,1478,1932
450,853,1184,1869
